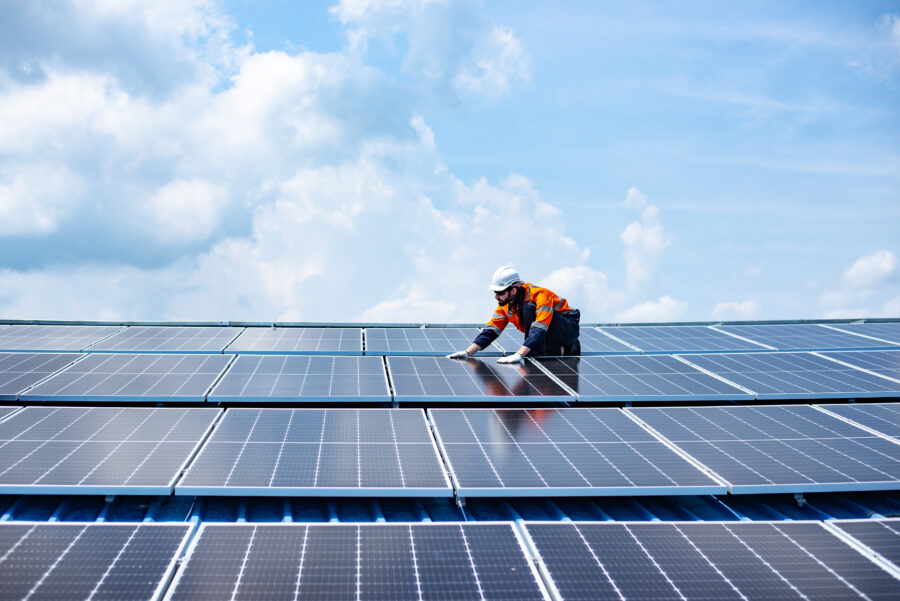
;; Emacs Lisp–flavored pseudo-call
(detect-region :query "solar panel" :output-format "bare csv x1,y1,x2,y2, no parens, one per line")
831,519,900,570
713,323,899,351
818,350,900,382
165,523,550,601
429,408,725,496
0,325,122,351
537,355,753,402
0,406,20,421
492,326,636,355
20,353,232,402
226,327,362,354
629,404,900,493
817,403,900,439
826,322,900,344
598,325,771,353
365,327,495,355
176,408,452,496
0,406,220,494
89,326,242,353
524,521,900,601
0,353,82,400
208,355,390,403
679,352,900,399
388,357,573,402
0,522,192,601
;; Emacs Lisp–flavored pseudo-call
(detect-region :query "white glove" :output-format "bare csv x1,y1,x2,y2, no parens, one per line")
497,353,524,365
448,350,469,360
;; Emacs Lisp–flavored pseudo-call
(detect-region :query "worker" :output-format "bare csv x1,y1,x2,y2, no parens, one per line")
449,266,580,364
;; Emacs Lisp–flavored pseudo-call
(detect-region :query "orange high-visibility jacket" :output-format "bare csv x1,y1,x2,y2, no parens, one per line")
476,283,574,349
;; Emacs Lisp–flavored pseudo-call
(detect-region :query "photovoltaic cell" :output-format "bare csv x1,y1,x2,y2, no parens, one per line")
819,350,900,382
492,326,635,355
0,325,122,352
680,352,900,399
0,406,220,494
209,355,390,402
226,327,362,354
598,325,771,353
89,326,242,353
827,322,900,344
0,522,191,601
429,408,725,496
714,323,899,351
365,327,491,355
831,519,900,569
176,408,451,496
21,353,232,402
629,404,900,493
388,357,573,402
538,355,752,402
0,353,81,400
166,523,550,601
525,521,900,601
0,407,19,421
817,403,900,439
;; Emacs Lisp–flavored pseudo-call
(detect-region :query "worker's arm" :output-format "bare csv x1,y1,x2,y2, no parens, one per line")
497,344,530,364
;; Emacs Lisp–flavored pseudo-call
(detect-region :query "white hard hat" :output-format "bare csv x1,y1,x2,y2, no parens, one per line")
489,266,521,291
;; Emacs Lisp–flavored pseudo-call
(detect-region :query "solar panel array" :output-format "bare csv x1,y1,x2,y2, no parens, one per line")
177,409,451,496
389,356,573,402
832,518,900,569
714,323,899,351
90,326,241,353
365,327,490,355
227,327,362,354
0,522,192,601
538,355,753,402
0,406,19,421
819,350,900,381
827,322,900,344
21,353,232,402
430,408,725,496
599,325,771,353
0,352,80,399
680,351,900,399
0,325,122,351
629,404,900,493
525,521,900,600
0,406,220,494
167,523,550,601
209,355,390,402
818,402,900,439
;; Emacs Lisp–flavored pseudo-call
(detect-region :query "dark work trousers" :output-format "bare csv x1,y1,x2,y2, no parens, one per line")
522,302,581,357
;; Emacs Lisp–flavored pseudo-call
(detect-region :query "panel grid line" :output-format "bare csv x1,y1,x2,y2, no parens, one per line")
457,524,488,601
671,525,749,601
554,412,637,486
458,410,506,487
268,410,295,488
229,525,256,601
22,524,90,601
290,525,308,601
722,524,811,601
389,411,407,488
223,411,264,487
571,523,626,601
624,524,687,601
407,525,424,601
85,524,140,601
585,410,679,486
76,410,159,485
490,409,553,488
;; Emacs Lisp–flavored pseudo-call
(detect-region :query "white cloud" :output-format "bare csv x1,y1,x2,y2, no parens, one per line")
883,295,900,316
616,295,687,323
540,266,626,322
819,250,899,318
841,250,896,288
0,163,84,235
882,14,900,48
143,179,230,243
620,187,672,294
711,300,762,320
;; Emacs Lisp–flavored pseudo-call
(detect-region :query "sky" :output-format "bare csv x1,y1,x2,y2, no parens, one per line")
0,0,898,324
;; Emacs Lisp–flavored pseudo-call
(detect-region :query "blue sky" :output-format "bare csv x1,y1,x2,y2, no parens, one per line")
0,0,898,322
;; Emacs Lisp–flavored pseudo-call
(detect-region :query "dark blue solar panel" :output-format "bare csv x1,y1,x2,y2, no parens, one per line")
430,408,725,496
226,327,362,354
209,355,390,402
169,523,550,601
0,407,19,421
493,326,635,355
525,521,900,601
714,324,899,351
0,522,191,601
177,408,451,496
388,356,573,402
832,519,900,569
819,350,900,382
89,326,241,353
818,403,900,439
827,322,900,344
0,325,122,351
0,406,220,494
681,352,900,399
598,325,770,353
629,404,900,493
0,353,81,400
365,327,491,355
539,355,753,402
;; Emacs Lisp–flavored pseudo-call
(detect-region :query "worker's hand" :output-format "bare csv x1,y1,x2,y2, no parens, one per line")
447,350,469,360
497,353,524,365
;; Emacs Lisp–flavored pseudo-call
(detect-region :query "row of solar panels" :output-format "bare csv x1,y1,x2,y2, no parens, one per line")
1,404,898,496
3,519,899,601
2,350,899,403
1,321,899,354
